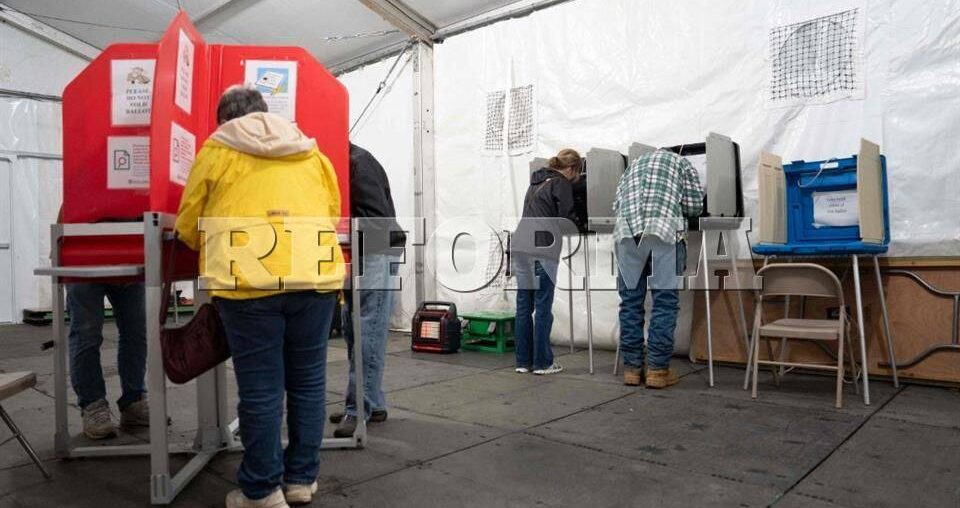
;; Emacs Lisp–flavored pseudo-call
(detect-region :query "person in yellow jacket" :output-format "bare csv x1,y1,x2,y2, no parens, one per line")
175,85,343,508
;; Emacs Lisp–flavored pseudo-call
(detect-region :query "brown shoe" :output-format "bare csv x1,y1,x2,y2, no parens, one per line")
645,368,679,389
623,367,643,386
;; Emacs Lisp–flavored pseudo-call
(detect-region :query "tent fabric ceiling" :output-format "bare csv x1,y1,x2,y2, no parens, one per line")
2,0,522,71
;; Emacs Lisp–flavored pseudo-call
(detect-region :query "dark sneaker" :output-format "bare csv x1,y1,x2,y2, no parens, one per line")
645,368,679,389
369,409,388,423
82,399,117,440
120,396,150,428
333,415,358,438
623,366,644,386
330,409,387,424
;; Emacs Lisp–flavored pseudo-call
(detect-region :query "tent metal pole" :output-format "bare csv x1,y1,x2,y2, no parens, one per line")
412,42,436,304
357,0,436,43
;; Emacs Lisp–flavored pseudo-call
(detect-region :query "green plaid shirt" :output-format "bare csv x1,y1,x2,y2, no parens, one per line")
613,149,704,242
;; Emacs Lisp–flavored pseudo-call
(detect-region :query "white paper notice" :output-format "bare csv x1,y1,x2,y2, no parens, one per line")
813,190,860,228
169,122,195,186
684,153,708,192
244,60,298,122
111,60,155,126
175,29,194,114
107,136,150,189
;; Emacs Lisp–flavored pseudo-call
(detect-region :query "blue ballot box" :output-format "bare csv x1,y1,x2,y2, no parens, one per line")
754,139,890,256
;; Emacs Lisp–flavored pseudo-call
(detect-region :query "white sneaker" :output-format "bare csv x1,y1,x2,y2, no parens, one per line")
533,362,563,375
225,488,288,508
283,482,318,506
515,367,530,374
82,399,117,440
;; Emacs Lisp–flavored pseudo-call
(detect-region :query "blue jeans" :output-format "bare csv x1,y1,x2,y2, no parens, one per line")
67,282,146,411
513,254,558,370
616,237,686,370
216,291,336,500
343,254,399,420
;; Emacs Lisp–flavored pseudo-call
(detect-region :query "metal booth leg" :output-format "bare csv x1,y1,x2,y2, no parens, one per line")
321,218,366,450
144,214,174,503
568,237,575,354
702,235,714,387
50,225,70,458
873,256,899,388
852,255,871,406
350,217,366,447
194,283,229,453
583,233,595,375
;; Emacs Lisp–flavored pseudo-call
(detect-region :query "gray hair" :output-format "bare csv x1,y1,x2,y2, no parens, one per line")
216,84,268,125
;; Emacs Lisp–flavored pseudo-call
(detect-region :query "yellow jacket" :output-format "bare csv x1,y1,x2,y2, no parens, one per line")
175,112,345,300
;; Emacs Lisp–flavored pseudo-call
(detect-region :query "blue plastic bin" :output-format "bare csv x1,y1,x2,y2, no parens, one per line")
753,154,889,256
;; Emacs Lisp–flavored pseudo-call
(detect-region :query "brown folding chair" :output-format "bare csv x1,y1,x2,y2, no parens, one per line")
0,372,52,478
749,263,859,408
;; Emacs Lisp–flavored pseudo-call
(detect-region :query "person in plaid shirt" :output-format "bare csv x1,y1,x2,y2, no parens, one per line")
613,149,703,388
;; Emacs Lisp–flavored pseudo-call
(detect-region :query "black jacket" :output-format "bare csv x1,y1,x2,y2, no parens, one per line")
349,144,406,250
512,168,582,257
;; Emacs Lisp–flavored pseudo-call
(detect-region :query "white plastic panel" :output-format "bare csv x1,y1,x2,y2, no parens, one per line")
12,156,62,317
429,0,960,350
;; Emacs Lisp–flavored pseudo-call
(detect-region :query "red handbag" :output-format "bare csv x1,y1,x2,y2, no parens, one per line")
159,236,230,384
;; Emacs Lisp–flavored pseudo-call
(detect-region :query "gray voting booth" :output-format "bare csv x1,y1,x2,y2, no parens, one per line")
525,133,745,378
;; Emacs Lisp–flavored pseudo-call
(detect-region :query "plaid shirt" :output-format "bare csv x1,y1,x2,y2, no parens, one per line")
613,149,704,242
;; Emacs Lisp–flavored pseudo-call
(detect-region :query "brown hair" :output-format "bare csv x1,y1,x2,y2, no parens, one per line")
549,148,582,172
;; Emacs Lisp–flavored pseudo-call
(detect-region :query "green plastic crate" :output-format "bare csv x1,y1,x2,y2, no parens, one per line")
460,311,515,354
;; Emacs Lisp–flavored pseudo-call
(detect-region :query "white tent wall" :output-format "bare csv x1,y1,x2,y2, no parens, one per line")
0,22,88,323
339,54,418,330
430,0,960,350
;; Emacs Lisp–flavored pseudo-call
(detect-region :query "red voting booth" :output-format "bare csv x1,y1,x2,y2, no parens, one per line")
46,13,363,504
61,11,350,269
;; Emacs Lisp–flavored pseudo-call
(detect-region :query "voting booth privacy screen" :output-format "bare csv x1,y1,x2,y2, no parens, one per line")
60,11,349,268
754,139,889,256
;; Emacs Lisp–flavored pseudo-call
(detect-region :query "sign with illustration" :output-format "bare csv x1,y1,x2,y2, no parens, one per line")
175,29,194,114
106,136,150,189
244,60,298,122
111,59,155,126
169,121,195,185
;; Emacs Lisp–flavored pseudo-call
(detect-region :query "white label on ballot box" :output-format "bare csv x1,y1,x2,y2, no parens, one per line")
169,122,195,186
107,136,150,189
111,59,155,126
813,190,859,228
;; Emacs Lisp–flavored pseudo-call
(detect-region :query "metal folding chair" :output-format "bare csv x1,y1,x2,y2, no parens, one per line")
0,372,52,479
749,263,859,408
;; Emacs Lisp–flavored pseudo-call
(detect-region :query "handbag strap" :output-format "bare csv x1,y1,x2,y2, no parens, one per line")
159,232,179,327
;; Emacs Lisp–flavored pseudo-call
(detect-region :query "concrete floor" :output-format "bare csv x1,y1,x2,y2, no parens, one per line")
0,323,958,508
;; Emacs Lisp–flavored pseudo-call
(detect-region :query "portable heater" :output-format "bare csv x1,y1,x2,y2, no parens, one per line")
411,301,461,354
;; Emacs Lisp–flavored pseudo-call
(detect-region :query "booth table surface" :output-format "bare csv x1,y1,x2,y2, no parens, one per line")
1,322,959,507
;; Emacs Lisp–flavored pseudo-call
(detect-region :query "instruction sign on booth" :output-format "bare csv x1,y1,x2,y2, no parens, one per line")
60,11,351,268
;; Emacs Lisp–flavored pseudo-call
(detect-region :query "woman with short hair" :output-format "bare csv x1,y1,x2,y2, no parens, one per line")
176,85,344,508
